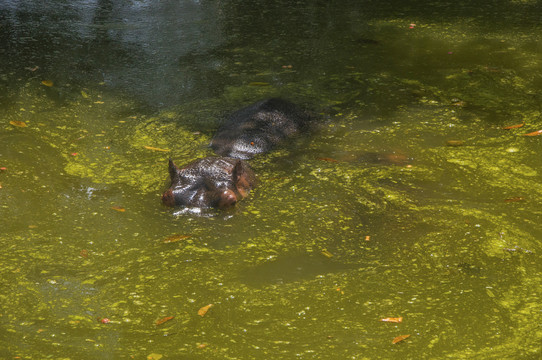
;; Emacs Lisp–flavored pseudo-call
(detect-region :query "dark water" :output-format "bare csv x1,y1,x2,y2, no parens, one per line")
1,0,541,359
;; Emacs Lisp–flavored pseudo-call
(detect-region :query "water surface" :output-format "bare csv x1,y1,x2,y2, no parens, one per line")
1,0,541,359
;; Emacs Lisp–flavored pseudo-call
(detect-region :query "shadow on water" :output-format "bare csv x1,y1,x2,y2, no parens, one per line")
239,253,356,287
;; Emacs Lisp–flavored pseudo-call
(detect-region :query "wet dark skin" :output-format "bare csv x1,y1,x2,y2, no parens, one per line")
164,98,311,210
210,98,312,160
162,157,256,210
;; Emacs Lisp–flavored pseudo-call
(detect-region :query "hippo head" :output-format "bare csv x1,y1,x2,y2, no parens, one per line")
162,157,256,211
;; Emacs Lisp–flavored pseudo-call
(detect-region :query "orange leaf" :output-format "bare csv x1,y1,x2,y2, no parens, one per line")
111,206,126,212
392,334,411,344
144,145,170,152
317,157,339,163
10,120,27,128
321,249,334,258
163,234,191,243
502,122,524,129
380,317,403,323
504,197,525,203
523,129,542,136
248,82,270,87
446,140,464,147
155,316,174,326
198,304,213,317
41,80,54,87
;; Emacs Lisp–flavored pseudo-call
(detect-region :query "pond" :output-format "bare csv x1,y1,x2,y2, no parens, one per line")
1,0,541,359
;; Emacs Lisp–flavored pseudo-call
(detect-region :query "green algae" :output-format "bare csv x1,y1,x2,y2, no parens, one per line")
1,5,542,359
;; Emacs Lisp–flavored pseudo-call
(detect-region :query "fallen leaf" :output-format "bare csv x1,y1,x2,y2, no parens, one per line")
502,122,524,130
504,197,525,203
451,100,466,107
196,343,207,349
155,316,174,326
248,82,270,86
163,234,191,243
198,304,213,317
80,249,89,258
81,90,89,99
380,317,403,323
94,101,105,104
111,206,126,212
144,145,170,152
446,140,464,147
523,129,542,136
9,120,27,128
321,249,334,258
317,157,340,163
41,80,54,87
392,334,411,344
0,167,6,171
365,235,371,241
99,318,110,324
147,354,163,360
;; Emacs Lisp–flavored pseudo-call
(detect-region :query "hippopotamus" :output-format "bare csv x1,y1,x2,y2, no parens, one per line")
162,157,256,210
210,98,312,159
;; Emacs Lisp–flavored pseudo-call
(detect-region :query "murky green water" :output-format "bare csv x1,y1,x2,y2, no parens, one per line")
1,0,541,359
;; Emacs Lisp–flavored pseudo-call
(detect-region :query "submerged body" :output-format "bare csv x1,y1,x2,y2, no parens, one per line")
210,98,312,159
162,157,256,210
163,98,310,211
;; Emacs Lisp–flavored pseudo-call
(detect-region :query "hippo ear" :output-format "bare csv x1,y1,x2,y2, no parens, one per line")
168,158,181,182
231,160,244,182
232,160,256,193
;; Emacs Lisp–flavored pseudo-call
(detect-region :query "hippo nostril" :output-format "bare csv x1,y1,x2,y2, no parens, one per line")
161,189,176,207
218,189,237,209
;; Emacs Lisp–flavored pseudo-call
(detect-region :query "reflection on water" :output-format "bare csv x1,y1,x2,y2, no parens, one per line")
1,0,542,359
1,0,224,108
